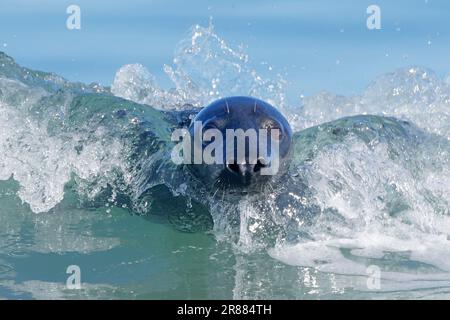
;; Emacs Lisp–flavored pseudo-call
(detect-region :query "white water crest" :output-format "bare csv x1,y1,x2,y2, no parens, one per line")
299,67,450,137
0,60,129,213
269,133,450,287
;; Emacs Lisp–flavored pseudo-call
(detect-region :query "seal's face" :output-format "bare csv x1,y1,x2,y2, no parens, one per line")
187,96,292,193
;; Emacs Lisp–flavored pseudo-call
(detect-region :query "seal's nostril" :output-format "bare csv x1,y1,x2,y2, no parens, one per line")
254,159,267,173
226,163,240,175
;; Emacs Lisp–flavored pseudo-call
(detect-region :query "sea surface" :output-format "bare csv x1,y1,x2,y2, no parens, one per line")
1,0,450,299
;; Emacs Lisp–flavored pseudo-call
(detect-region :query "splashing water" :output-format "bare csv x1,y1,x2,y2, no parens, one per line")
2,23,450,298
112,23,288,113
0,55,129,213
271,126,450,286
300,67,450,137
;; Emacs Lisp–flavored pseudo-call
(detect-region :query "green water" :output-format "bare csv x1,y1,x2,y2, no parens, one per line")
0,179,232,299
2,177,450,299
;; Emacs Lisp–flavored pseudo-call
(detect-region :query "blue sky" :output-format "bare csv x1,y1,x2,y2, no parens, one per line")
0,0,449,100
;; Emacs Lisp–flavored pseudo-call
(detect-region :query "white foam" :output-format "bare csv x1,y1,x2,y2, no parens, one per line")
300,67,450,138
0,79,129,213
266,134,450,289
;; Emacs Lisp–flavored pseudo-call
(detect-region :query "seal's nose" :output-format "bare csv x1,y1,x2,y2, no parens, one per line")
226,163,253,185
226,163,252,175
225,159,269,185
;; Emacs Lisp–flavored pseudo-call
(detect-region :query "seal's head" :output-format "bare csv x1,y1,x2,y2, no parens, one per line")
187,96,292,193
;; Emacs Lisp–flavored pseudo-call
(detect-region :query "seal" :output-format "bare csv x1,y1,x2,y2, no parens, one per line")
186,96,293,192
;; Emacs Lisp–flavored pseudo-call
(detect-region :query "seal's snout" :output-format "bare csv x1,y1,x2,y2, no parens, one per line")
225,163,251,185
225,159,269,185
226,159,268,175
187,96,293,191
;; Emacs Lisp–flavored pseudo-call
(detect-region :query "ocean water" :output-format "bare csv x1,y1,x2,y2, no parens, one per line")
1,0,450,299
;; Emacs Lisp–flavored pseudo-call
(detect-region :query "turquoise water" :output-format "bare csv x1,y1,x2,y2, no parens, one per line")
1,1,450,300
